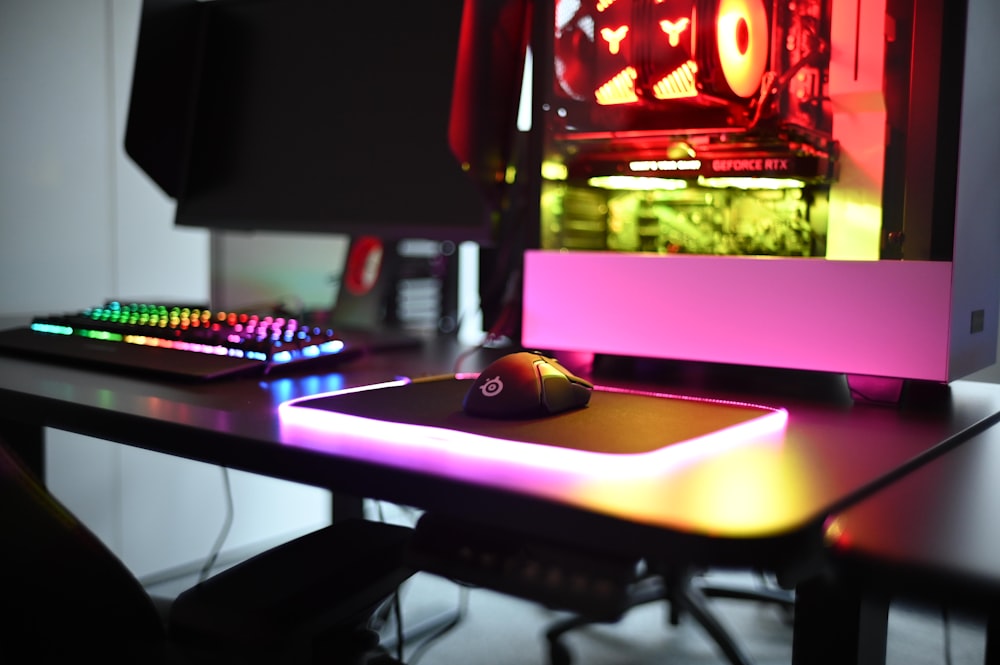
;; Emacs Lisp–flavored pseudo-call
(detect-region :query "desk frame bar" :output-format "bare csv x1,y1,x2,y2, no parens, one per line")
0,419,44,478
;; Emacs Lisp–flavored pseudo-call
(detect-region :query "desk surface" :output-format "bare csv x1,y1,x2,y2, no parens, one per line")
825,419,1000,609
2,341,1000,583
794,407,1000,665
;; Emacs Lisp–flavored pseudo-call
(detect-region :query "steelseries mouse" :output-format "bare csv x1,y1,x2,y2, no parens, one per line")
462,351,593,419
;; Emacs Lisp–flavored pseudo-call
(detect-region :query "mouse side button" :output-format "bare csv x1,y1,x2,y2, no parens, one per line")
545,358,593,390
537,362,592,414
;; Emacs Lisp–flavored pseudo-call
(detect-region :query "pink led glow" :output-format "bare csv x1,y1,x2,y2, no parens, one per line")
523,251,955,381
123,335,234,357
278,378,791,533
278,379,787,477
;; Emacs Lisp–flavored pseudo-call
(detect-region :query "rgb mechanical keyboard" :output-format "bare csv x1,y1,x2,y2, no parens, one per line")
0,301,371,380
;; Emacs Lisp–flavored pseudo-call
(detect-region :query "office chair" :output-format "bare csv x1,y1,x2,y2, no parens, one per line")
0,436,414,665
545,563,795,665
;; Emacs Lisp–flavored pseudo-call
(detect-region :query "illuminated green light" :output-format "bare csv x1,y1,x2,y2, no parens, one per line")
588,175,688,191
697,176,806,190
78,329,123,342
826,200,882,260
541,161,568,181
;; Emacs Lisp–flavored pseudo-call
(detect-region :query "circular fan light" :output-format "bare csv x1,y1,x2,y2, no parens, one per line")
715,0,769,98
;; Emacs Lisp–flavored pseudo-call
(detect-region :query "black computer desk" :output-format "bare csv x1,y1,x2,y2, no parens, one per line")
2,339,1000,665
816,414,1000,665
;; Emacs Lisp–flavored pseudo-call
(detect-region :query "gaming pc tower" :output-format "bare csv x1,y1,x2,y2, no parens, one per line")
520,0,1000,383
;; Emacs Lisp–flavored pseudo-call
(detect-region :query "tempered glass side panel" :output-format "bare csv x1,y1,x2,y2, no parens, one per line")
534,0,962,262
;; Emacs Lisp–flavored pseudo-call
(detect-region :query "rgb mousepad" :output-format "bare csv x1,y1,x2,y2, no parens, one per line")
284,375,779,455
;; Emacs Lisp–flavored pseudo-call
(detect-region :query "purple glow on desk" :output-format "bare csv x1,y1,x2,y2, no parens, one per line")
278,378,794,532
278,378,787,476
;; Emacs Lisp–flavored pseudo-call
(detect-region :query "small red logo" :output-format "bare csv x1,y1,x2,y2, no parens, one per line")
343,236,384,296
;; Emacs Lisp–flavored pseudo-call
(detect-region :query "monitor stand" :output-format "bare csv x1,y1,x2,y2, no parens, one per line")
326,235,457,353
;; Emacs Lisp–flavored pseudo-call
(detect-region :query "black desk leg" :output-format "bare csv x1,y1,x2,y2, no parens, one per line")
792,575,889,665
986,611,1000,665
332,492,365,523
0,419,45,478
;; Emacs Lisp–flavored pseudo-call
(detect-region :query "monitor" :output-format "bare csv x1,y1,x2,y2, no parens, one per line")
520,0,1000,384
126,0,531,243
125,0,532,333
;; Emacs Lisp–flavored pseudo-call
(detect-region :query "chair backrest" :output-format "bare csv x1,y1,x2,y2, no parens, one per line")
0,437,168,662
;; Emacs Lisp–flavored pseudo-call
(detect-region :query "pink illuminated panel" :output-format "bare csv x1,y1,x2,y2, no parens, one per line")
523,251,955,381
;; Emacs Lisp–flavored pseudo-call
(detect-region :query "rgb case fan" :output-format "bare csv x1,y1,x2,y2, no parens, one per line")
551,0,831,139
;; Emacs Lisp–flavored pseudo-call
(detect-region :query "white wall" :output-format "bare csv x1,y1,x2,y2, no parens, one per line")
0,1,205,314
0,0,330,580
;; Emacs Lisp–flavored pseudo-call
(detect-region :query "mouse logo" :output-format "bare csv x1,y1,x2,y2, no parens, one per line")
478,376,504,398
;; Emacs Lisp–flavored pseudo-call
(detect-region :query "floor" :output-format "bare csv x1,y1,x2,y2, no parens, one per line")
143,497,989,665
380,571,988,665
146,562,988,665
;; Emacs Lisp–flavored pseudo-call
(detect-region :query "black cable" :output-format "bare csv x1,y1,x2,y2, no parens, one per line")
406,584,470,665
453,341,489,374
941,604,954,665
368,503,471,664
198,466,234,582
370,499,408,663
394,591,405,663
747,25,826,130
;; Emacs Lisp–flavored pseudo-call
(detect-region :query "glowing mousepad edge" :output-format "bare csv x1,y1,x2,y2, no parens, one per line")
280,375,783,456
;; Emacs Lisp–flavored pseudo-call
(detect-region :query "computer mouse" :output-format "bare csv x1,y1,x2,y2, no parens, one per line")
462,351,593,419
